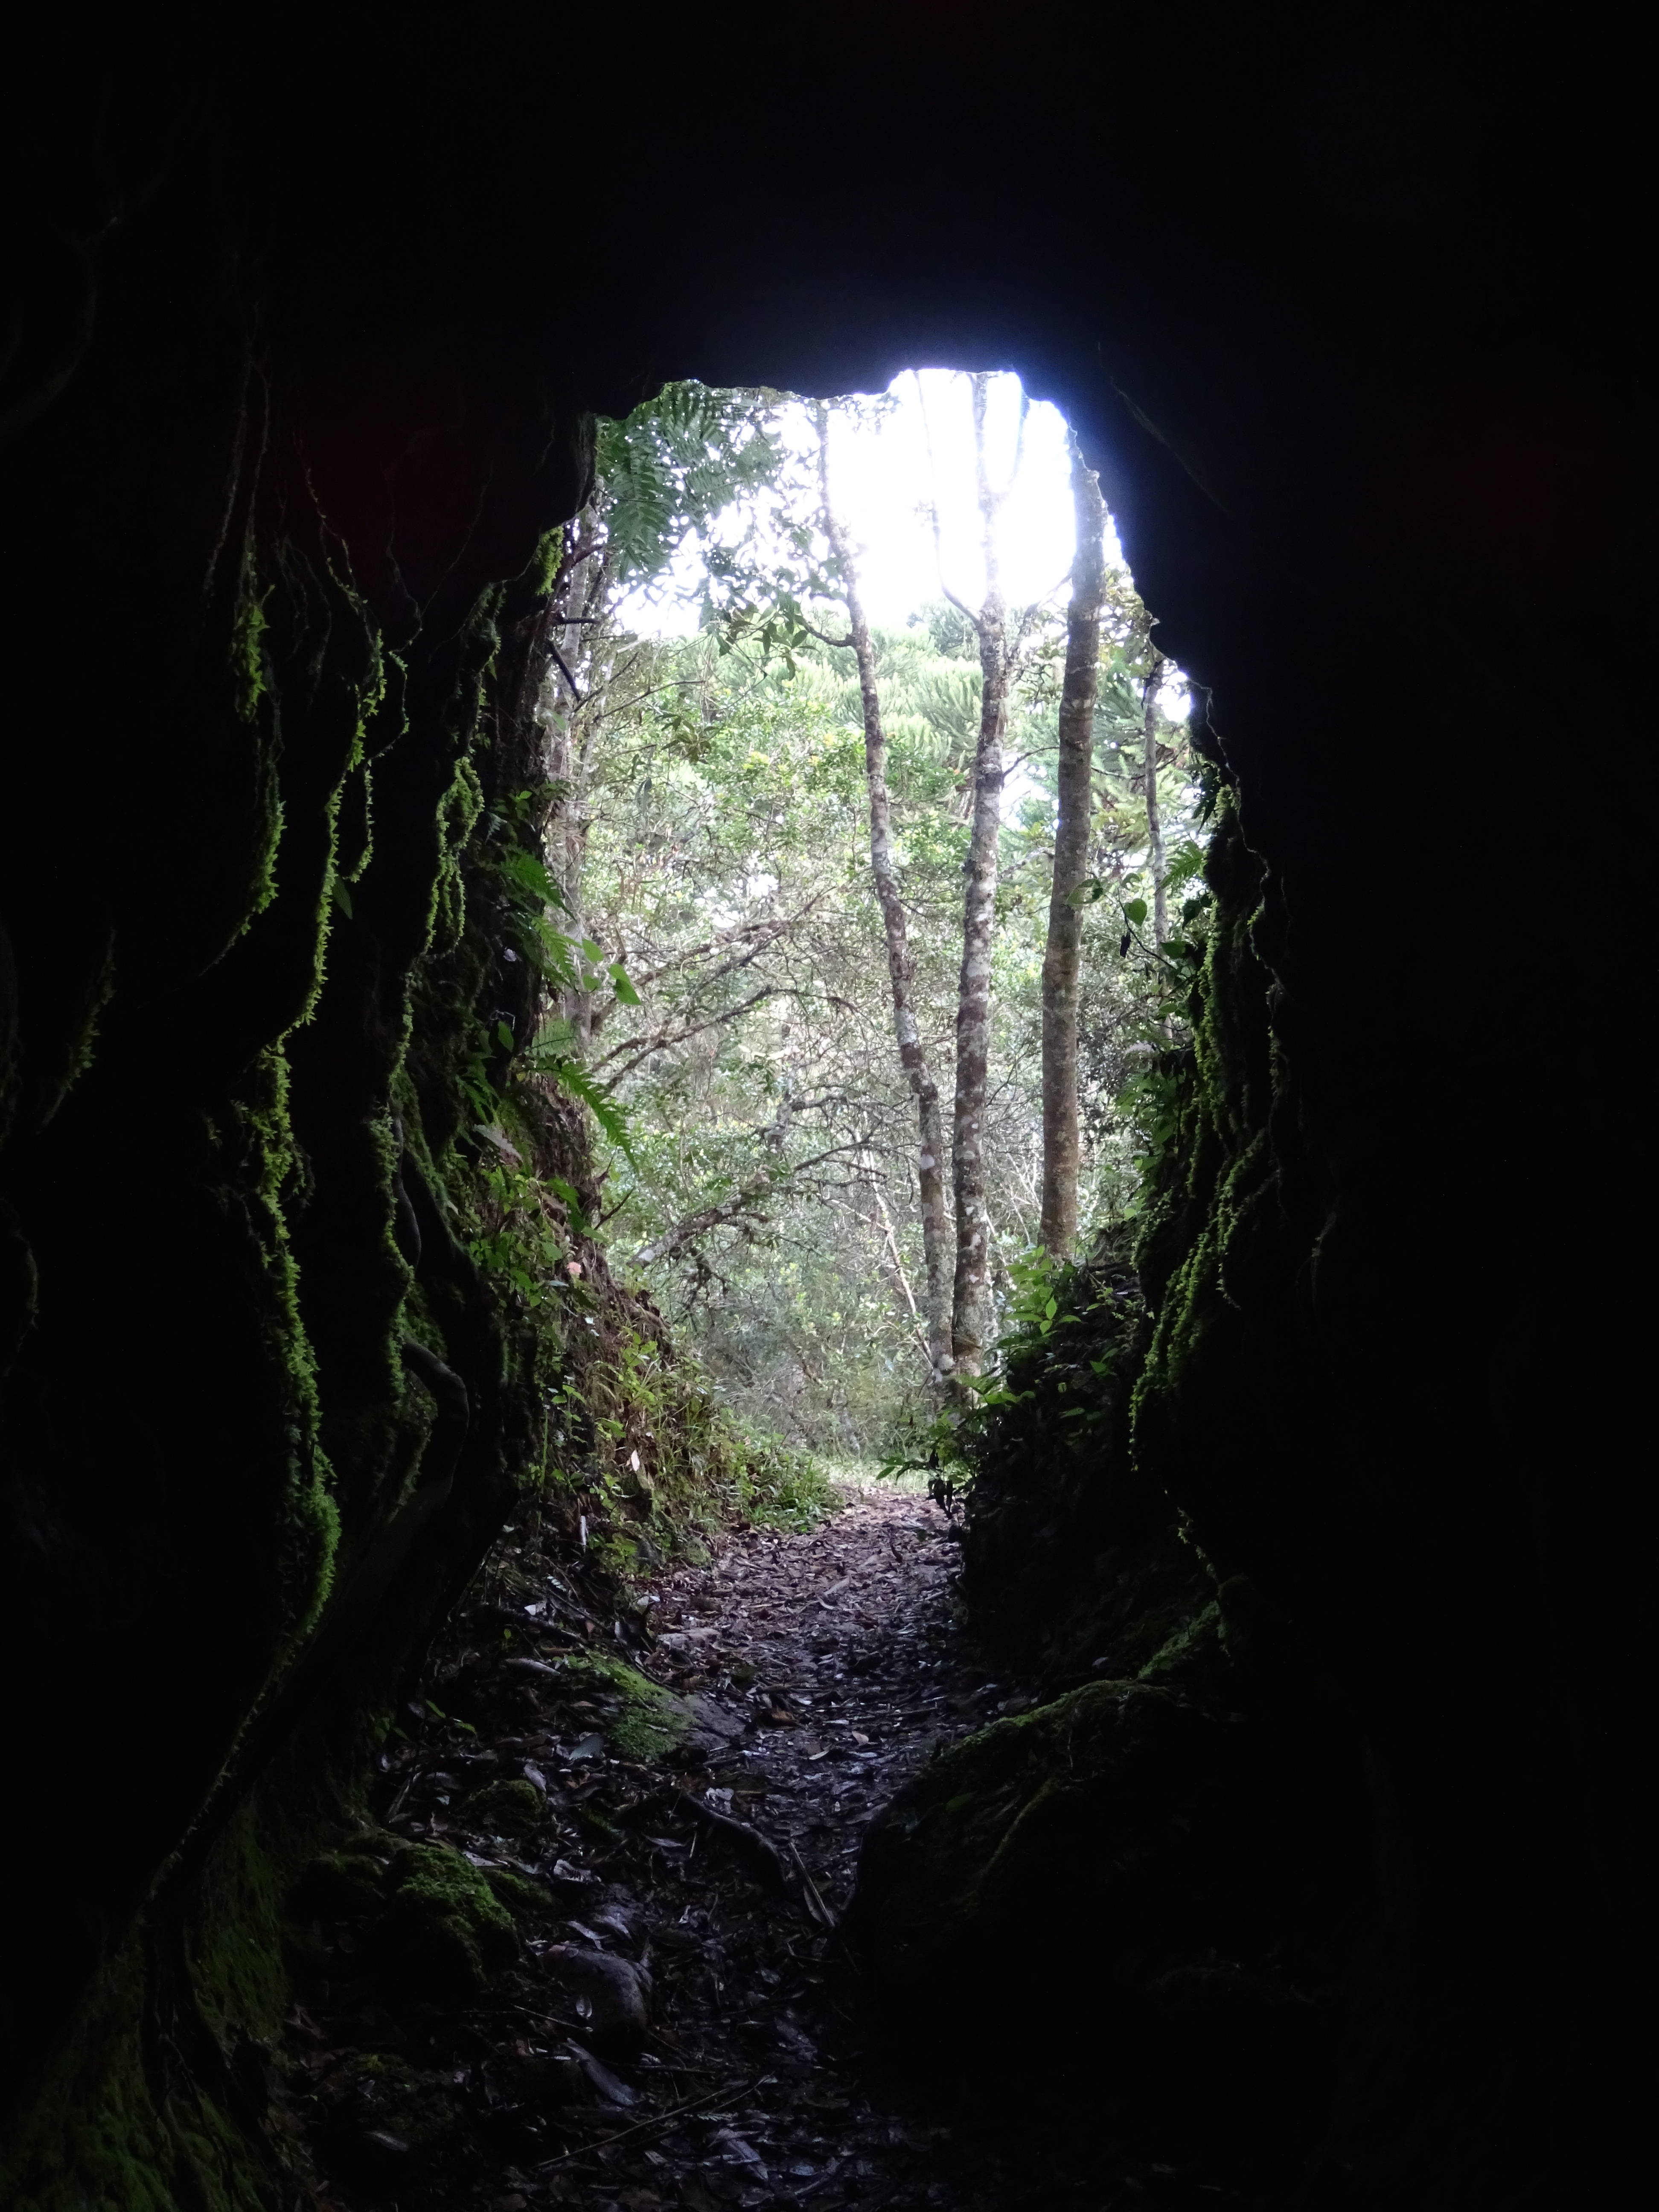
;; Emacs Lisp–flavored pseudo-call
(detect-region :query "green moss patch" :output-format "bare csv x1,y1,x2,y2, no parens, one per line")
537,1654,693,1761
459,1776,545,1841
847,1605,1339,2142
314,2050,466,2158
375,1843,519,2002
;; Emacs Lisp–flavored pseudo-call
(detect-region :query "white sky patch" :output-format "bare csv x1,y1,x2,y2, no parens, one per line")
615,369,1190,809
617,371,1122,634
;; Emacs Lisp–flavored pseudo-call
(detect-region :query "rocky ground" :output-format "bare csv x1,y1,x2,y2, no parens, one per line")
278,1484,1254,2212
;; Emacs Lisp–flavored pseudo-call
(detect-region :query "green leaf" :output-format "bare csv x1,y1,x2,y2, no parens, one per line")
609,963,643,1006
497,844,573,916
1124,897,1148,926
581,938,605,963
332,878,353,918
496,1021,515,1050
1044,1297,1058,1319
527,1051,635,1162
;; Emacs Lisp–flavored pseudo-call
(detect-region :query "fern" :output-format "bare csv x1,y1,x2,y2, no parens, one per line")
520,1041,634,1160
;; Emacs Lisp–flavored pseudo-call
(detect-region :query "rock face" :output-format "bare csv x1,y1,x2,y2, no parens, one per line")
849,1610,1355,2158
0,17,1644,2209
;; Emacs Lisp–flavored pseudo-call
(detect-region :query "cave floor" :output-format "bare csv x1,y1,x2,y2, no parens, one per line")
282,1484,1254,2212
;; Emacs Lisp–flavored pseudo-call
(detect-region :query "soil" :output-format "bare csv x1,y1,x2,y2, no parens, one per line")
279,1485,1251,2212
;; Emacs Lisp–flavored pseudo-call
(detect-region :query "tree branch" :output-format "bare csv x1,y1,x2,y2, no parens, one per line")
590,987,787,1083
632,1140,863,1268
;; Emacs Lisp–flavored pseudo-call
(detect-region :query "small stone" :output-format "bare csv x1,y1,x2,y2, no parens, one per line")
545,1944,651,2056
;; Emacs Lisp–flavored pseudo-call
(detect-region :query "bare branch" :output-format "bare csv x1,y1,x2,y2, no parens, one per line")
621,911,804,997
546,637,586,705
632,1140,865,1269
591,987,785,1083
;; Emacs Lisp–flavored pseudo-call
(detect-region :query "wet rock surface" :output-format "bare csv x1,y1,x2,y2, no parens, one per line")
281,1487,1273,2209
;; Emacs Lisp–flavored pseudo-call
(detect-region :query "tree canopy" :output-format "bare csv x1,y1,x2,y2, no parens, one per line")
517,378,1204,1458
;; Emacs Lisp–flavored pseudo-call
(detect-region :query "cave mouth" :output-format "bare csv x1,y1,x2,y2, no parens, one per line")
1,23,1642,2207
543,368,1199,1466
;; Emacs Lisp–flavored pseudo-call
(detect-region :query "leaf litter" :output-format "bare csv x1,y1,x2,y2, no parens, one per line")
281,1483,1259,2211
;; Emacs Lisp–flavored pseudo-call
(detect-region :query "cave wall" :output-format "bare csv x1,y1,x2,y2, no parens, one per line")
2,10,1646,2203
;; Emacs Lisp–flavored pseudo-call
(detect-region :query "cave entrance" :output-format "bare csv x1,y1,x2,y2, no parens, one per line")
2,25,1636,2207
525,369,1197,1463
279,362,1217,2203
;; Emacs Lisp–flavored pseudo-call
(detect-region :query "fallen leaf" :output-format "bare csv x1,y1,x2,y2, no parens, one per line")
567,2040,637,2105
712,2128,767,2174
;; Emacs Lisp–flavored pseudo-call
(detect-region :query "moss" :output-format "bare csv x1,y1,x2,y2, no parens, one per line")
290,1842,392,1922
312,2050,464,2154
1126,789,1311,1569
189,1802,293,2047
849,1606,1345,2147
0,1942,176,2212
429,754,486,959
547,1654,691,1760
459,1775,545,1840
954,1235,1169,1679
0,377,699,2208
852,1673,1213,2016
377,1842,519,2001
524,524,564,599
1136,1597,1222,1683
482,1865,561,1922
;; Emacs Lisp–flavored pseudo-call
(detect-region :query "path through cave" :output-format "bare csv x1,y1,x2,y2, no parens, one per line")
282,1485,1235,2212
3,23,1642,2206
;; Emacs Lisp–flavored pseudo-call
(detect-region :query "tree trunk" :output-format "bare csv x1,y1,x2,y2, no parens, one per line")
1142,657,1167,946
1038,434,1107,1258
949,373,1011,1378
815,406,954,1385
539,495,603,1042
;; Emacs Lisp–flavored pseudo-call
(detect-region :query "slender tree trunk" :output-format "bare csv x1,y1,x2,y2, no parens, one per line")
540,496,601,1029
1142,656,1167,945
539,499,615,1051
1038,435,1107,1258
815,406,953,1383
859,1147,930,1369
566,558,613,1051
950,373,1011,1379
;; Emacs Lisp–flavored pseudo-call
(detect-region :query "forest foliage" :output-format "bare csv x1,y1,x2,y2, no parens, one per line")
491,378,1205,1466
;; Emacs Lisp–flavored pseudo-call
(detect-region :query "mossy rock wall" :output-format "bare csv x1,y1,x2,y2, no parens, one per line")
848,1615,1356,2158
890,767,1633,2197
2,31,1639,2208
0,197,601,2204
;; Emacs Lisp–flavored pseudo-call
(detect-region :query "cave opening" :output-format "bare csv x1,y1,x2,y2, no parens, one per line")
1,16,1643,2210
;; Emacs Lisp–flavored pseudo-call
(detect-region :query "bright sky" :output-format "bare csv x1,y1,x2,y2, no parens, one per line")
617,368,1187,724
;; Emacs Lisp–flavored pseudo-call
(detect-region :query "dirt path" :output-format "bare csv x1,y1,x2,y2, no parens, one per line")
285,1485,1069,2212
